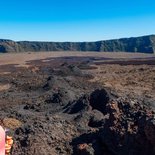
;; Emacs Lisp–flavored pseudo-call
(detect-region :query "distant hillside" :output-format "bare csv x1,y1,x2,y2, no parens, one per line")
0,35,155,53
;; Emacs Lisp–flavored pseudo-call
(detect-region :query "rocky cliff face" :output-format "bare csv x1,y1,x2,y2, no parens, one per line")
0,39,22,53
150,35,155,52
0,35,155,53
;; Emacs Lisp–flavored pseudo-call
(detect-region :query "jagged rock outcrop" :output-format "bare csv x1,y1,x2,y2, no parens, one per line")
0,35,155,53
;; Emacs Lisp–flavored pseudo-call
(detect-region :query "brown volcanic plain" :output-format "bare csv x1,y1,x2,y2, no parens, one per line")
0,52,155,155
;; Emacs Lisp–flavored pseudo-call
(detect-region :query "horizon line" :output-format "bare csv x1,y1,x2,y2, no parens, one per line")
1,34,155,43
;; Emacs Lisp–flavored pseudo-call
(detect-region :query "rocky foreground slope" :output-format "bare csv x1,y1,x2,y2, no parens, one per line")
0,56,155,155
0,35,155,53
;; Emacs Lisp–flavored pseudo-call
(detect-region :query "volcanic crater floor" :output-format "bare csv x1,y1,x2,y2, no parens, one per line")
0,53,155,155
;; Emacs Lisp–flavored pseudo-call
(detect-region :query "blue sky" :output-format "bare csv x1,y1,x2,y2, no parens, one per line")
0,0,155,41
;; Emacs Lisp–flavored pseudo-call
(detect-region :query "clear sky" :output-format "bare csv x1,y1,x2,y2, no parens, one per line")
0,0,155,41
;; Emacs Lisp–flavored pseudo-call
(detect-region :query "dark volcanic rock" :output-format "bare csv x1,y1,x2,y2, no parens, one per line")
89,89,111,114
0,35,155,53
71,98,155,155
64,95,90,114
1,57,155,155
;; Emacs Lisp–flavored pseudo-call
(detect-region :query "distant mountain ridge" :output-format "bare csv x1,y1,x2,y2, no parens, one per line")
0,35,155,53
